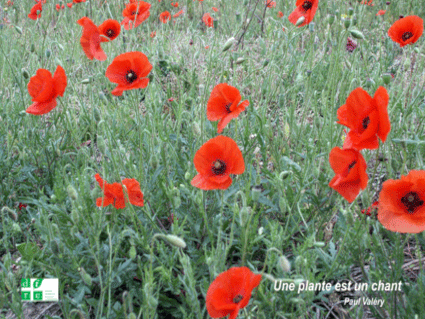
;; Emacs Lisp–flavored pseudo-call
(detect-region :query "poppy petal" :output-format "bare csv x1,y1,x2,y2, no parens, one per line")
27,69,55,102
52,65,67,97
373,86,391,143
26,99,57,115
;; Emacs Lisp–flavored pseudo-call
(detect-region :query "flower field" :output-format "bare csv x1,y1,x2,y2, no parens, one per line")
1,0,425,318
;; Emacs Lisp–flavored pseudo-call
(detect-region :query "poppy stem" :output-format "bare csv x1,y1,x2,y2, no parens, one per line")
216,190,225,251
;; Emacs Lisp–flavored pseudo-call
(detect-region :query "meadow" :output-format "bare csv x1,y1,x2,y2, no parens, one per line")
1,0,425,318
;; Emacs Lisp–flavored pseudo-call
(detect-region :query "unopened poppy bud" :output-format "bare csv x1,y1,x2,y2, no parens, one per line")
184,172,191,180
14,25,22,35
295,16,305,26
382,73,392,84
258,226,264,235
414,47,420,53
12,222,21,233
240,206,251,226
251,185,261,202
279,171,291,180
128,313,137,319
81,78,90,84
235,57,246,64
67,185,78,201
192,122,201,136
213,19,218,29
352,16,357,26
236,12,241,23
129,245,137,260
365,78,375,88
71,209,79,223
99,91,108,104
97,135,106,154
45,49,51,58
349,29,365,40
79,267,92,286
21,68,29,79
314,242,326,248
222,37,236,52
195,191,203,206
93,107,101,122
279,197,286,211
404,57,411,68
344,19,351,29
263,273,276,282
277,255,291,273
30,44,35,53
263,59,269,67
308,22,315,32
156,234,187,249
172,188,181,208
348,7,354,16
328,15,335,25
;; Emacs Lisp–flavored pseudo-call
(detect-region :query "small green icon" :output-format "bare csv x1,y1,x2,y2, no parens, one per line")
22,291,31,300
33,279,43,289
33,291,43,301
21,278,30,288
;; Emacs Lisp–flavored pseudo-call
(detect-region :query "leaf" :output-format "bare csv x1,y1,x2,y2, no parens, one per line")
17,242,41,261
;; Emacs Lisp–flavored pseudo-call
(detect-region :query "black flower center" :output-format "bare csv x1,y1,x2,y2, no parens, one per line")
401,192,424,214
402,32,413,41
224,102,232,113
348,161,356,172
302,1,313,12
212,160,226,175
106,29,115,38
233,294,243,303
125,70,138,83
362,116,370,130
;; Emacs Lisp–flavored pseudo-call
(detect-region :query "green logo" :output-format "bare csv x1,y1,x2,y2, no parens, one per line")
21,279,30,288
33,279,43,289
21,291,31,300
33,291,43,301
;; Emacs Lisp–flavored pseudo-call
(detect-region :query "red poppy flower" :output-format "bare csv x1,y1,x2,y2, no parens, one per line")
73,0,86,2
203,13,214,28
67,3,73,8
95,174,144,209
28,2,42,20
346,37,357,52
150,31,156,38
288,0,319,27
191,135,245,190
173,10,184,18
361,0,374,5
105,51,152,96
376,10,386,16
278,11,284,18
207,83,249,134
337,87,390,151
26,65,67,115
56,4,65,11
212,7,218,12
121,1,151,30
265,0,276,8
388,15,423,47
77,17,107,61
378,170,425,233
171,2,178,7
361,201,379,216
206,267,262,319
328,147,368,203
159,11,171,23
98,19,121,42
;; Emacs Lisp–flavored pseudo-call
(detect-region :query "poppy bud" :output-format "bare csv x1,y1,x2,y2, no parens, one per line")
258,226,264,235
235,57,246,64
295,16,305,26
382,73,392,84
45,49,51,58
328,15,335,25
263,273,276,282
251,185,261,202
21,68,29,79
240,206,251,226
314,242,325,248
192,122,201,136
308,22,315,32
81,78,90,84
344,19,351,29
172,187,181,208
279,171,291,180
236,12,241,23
97,135,106,154
129,245,137,260
99,91,108,104
348,7,354,16
279,197,286,211
365,78,375,88
184,172,191,181
71,209,79,223
14,25,22,35
67,185,78,201
414,47,420,53
79,267,92,286
12,222,21,233
128,313,137,319
277,255,291,273
349,29,365,40
263,59,269,67
93,107,101,122
222,37,236,52
30,44,35,53
155,234,187,249
195,191,203,206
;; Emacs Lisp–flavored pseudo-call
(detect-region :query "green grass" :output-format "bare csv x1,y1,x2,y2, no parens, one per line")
1,0,425,318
